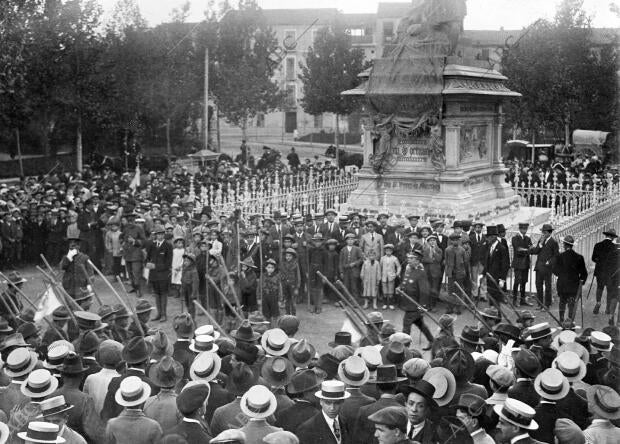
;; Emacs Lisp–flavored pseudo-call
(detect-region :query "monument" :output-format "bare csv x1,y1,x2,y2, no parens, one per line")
344,0,522,220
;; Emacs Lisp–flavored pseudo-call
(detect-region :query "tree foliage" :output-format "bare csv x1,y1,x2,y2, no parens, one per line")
299,22,368,117
501,0,618,141
211,0,284,132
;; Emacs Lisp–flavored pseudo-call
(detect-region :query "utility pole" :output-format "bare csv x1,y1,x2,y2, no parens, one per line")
204,47,209,151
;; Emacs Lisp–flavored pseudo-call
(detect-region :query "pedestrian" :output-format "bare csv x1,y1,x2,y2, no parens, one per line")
529,224,559,309
180,252,200,320
552,235,587,323
361,250,381,310
308,233,327,313
261,259,282,325
380,244,401,310
145,225,172,322
511,222,533,306
280,248,300,315
591,228,618,315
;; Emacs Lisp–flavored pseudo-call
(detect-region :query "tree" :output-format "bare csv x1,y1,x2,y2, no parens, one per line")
211,0,283,139
299,21,368,151
501,0,618,145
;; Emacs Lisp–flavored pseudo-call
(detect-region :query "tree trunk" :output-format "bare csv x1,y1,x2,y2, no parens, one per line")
166,117,172,157
76,115,83,172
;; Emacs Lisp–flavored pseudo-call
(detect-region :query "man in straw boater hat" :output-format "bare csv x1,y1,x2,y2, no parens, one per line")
552,351,589,429
143,356,184,431
105,376,162,444
166,381,212,442
530,368,570,443
0,345,37,416
189,349,229,424
583,384,620,442
11,368,59,438
552,235,588,323
101,336,159,421
297,380,350,444
494,398,544,444
36,395,85,444
529,223,559,309
525,322,558,371
18,422,65,444
239,384,283,443
592,227,618,316
338,355,374,426
56,352,103,442
275,369,321,433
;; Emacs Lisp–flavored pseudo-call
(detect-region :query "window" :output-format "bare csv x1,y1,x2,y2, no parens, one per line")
383,21,394,42
311,29,319,43
348,28,364,36
256,113,265,128
285,84,296,108
285,57,296,81
283,29,297,50
314,114,323,128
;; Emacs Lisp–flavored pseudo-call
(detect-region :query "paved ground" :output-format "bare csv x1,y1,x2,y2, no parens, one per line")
14,264,611,357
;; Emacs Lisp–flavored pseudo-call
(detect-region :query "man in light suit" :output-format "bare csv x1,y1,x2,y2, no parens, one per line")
529,224,559,308
583,385,620,444
339,233,364,299
297,380,350,444
360,220,383,259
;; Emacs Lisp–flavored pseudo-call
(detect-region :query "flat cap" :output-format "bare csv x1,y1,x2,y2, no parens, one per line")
177,383,210,415
486,364,515,388
367,406,408,433
402,358,430,380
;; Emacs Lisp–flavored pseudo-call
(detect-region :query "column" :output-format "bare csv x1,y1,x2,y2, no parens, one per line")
443,121,460,169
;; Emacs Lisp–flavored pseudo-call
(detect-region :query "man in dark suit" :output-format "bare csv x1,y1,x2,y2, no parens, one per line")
530,369,568,444
591,228,617,314
339,233,364,299
101,337,160,421
297,380,350,444
529,224,559,308
403,380,436,443
377,213,397,246
166,383,212,442
319,209,340,240
171,313,195,382
552,235,588,323
469,222,488,300
339,356,375,431
507,349,542,408
494,398,546,444
483,225,510,305
145,225,173,321
512,222,533,306
77,198,103,267
275,369,320,432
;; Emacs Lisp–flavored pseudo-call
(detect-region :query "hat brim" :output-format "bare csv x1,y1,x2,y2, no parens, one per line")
114,381,151,407
21,377,59,399
459,335,485,346
314,390,351,401
261,336,291,357
16,432,65,444
552,358,587,383
261,359,295,388
39,404,74,418
338,365,370,387
148,361,184,388
586,386,620,420
525,328,557,342
493,404,539,430
5,351,38,378
240,391,278,419
189,351,222,383
423,368,456,407
602,231,618,238
591,342,613,352
189,343,219,354
533,377,570,401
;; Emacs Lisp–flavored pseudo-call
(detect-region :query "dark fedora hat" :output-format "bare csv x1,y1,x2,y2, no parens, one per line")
232,342,259,365
381,341,411,369
485,226,498,236
603,228,617,238
122,336,153,364
404,380,437,407
494,323,522,342
148,356,184,388
443,348,475,382
328,332,352,348
288,339,316,368
226,361,258,396
316,353,340,380
61,352,87,375
233,320,260,343
513,349,542,378
459,326,485,346
286,368,322,395
375,364,407,384
77,331,100,355
173,313,195,339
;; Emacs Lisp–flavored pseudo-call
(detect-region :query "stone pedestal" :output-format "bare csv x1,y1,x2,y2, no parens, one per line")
345,65,522,219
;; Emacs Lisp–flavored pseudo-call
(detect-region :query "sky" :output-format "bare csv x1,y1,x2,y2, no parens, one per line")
99,0,620,29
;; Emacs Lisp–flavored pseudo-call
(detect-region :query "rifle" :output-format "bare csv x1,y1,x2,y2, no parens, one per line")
395,288,444,330
206,275,244,322
194,301,234,341
450,286,497,332
115,276,145,337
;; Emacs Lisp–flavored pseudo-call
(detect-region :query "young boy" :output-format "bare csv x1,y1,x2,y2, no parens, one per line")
170,237,185,299
239,258,258,315
380,244,401,310
261,258,281,325
444,233,468,314
105,221,123,278
361,250,381,309
280,248,300,315
324,239,340,304
181,252,199,320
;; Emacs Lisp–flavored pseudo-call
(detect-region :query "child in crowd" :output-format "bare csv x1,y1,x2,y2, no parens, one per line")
380,244,401,310
361,250,381,309
105,221,123,278
170,237,185,299
261,258,281,326
180,252,199,320
280,248,300,315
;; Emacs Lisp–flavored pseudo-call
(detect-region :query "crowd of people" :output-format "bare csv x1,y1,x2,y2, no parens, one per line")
0,147,618,444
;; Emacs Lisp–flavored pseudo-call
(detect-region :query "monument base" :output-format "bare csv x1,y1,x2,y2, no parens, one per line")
344,166,522,221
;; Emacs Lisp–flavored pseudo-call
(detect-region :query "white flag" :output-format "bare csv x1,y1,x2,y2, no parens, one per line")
35,285,62,322
129,164,140,192
340,316,363,346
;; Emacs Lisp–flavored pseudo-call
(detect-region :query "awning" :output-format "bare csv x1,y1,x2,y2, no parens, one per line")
187,149,222,161
572,130,609,157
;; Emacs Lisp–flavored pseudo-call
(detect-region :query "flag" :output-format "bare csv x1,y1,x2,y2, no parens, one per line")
35,285,62,322
129,164,140,192
340,315,363,345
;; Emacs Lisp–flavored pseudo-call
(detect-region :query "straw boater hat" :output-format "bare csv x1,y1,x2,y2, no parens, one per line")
21,369,59,399
240,385,278,419
190,351,222,382
261,356,294,388
525,322,557,342
4,347,38,378
534,368,570,401
190,335,219,354
338,356,370,387
586,384,620,420
315,380,351,401
589,331,613,352
261,328,291,357
493,398,538,430
37,395,73,418
552,351,587,383
0,422,8,444
115,376,151,407
423,367,456,407
557,342,589,365
195,324,221,340
17,422,65,444
44,341,72,370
